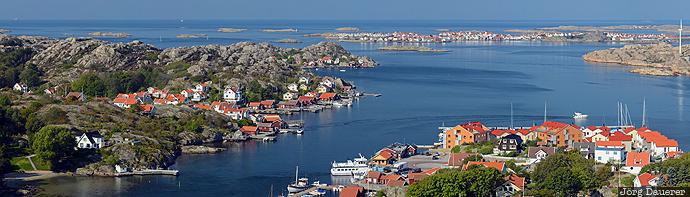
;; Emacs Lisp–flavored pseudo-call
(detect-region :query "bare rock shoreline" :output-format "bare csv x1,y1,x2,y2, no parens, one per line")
583,43,690,76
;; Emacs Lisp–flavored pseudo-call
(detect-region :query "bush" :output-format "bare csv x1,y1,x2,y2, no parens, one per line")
450,145,461,153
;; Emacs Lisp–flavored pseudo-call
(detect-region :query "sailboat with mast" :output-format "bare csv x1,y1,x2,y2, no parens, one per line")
287,166,309,193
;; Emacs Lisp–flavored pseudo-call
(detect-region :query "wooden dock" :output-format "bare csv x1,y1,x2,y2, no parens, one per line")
289,185,337,196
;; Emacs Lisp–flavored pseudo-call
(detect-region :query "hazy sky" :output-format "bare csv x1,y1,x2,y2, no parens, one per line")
2,0,689,20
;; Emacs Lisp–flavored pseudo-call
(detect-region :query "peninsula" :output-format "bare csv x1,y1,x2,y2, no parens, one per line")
583,43,690,76
0,34,376,179
378,45,449,52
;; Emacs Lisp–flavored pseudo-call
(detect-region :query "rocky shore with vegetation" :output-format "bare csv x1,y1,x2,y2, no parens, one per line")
583,43,690,76
0,33,376,182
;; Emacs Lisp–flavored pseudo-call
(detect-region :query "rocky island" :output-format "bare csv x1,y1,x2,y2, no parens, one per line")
0,29,9,34
176,34,207,39
217,28,247,33
274,38,301,43
262,28,298,33
583,43,690,76
335,27,359,32
0,33,376,177
88,32,131,38
379,45,449,52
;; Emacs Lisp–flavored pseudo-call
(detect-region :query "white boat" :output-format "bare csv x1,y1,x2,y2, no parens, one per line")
295,129,304,134
330,154,369,176
279,129,290,134
288,166,310,193
309,188,326,196
573,112,589,120
339,69,346,72
333,102,343,107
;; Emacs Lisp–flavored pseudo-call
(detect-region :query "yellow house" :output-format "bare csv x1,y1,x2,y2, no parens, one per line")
370,150,394,166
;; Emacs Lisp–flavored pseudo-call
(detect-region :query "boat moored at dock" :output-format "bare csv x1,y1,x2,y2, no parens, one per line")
330,154,369,176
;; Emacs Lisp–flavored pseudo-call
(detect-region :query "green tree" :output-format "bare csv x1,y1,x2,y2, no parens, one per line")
19,64,42,87
641,153,690,186
71,72,106,97
31,126,76,171
407,167,503,197
451,145,461,153
530,151,603,196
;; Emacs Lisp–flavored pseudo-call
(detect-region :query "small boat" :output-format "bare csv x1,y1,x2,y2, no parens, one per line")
331,154,369,176
339,69,346,72
333,102,343,107
573,112,589,120
309,188,326,196
288,166,310,193
295,129,304,134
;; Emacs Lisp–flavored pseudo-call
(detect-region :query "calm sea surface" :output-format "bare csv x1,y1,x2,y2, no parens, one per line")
1,20,688,197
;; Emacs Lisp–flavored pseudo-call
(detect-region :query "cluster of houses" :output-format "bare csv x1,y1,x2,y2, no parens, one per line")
324,30,669,43
439,121,683,190
362,142,526,196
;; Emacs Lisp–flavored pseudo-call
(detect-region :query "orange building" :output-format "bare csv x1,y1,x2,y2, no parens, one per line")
443,125,475,149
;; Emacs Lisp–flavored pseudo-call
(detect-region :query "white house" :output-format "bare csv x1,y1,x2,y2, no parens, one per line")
195,83,210,92
316,85,329,94
287,83,299,92
298,76,310,84
594,141,626,164
622,151,650,175
283,92,297,101
181,89,195,98
320,79,334,88
191,92,207,102
13,83,29,93
224,108,248,120
634,173,659,187
496,174,524,197
75,132,105,149
223,87,242,102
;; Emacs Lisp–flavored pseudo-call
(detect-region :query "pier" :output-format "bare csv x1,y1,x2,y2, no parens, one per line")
289,185,338,196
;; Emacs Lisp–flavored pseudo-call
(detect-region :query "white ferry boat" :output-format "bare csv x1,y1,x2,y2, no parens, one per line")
573,112,589,120
330,154,369,176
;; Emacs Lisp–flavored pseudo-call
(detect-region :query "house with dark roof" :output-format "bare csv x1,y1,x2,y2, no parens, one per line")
75,132,104,149
527,146,556,161
496,134,523,153
572,142,596,159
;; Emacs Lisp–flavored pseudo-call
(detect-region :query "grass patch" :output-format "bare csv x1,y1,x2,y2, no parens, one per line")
10,156,51,171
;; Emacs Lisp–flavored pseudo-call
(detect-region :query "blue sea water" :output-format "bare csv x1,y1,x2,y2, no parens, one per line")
1,20,688,197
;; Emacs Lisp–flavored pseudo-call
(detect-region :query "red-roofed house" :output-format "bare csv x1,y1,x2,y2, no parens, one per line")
240,126,258,136
463,161,506,173
364,171,383,184
339,186,364,197
447,152,478,168
497,174,525,197
634,173,659,187
370,150,395,166
623,151,650,175
248,102,261,110
113,97,139,108
140,104,156,115
319,92,338,101
260,100,275,109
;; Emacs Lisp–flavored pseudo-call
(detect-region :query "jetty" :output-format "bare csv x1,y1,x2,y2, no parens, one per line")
289,185,338,196
362,93,382,97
